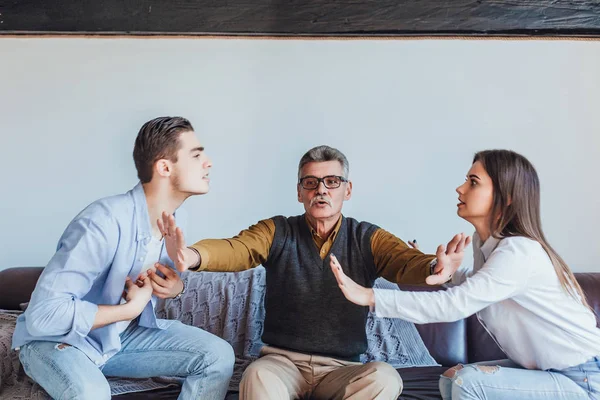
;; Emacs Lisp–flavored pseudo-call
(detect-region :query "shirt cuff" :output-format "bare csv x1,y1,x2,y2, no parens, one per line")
429,259,438,275
188,245,209,271
73,300,98,337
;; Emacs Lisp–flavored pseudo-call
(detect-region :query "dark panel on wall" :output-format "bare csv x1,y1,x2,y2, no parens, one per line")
1,0,600,36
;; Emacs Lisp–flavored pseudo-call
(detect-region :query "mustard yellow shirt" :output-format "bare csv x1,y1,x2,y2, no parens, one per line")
191,215,434,285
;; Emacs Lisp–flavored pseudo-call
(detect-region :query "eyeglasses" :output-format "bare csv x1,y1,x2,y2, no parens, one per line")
298,175,348,190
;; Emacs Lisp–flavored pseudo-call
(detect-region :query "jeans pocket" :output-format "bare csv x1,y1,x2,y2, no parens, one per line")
18,346,31,375
558,361,598,395
584,369,600,398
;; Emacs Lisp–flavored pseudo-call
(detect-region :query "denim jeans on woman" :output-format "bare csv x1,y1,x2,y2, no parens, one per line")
439,358,600,400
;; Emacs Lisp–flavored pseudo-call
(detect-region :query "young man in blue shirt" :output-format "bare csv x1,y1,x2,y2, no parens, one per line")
12,116,234,400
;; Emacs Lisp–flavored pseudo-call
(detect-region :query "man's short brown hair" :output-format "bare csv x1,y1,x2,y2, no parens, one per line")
133,117,194,183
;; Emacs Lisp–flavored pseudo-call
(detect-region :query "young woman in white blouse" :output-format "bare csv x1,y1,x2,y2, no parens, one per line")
330,149,600,399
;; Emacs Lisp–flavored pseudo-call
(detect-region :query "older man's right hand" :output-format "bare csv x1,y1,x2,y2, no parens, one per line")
158,211,199,272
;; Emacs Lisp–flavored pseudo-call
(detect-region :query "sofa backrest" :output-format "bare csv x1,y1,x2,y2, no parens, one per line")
398,283,469,366
0,267,43,311
466,314,506,363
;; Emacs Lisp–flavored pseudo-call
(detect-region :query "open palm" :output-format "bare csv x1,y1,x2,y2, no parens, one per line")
157,212,194,272
426,233,472,285
329,254,375,307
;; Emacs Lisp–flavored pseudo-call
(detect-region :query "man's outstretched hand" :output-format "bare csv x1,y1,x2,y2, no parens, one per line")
158,211,199,272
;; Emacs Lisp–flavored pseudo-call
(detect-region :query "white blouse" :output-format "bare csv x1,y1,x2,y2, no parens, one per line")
374,233,600,370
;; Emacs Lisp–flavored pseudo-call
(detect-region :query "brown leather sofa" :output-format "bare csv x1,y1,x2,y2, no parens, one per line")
2,267,599,400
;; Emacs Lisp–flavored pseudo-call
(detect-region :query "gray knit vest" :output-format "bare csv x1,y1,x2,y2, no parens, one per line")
262,215,379,360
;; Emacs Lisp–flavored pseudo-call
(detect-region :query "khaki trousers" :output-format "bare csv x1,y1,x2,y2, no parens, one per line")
239,346,403,400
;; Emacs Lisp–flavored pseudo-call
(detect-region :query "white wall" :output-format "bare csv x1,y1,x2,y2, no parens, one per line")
1,38,599,272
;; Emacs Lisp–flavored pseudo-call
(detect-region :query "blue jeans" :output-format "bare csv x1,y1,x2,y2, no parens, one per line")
439,358,600,399
19,320,234,400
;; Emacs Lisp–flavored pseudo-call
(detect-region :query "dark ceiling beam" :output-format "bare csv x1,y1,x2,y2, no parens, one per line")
1,0,600,36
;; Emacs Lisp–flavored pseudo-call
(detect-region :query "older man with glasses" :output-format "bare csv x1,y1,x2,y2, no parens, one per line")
159,145,469,400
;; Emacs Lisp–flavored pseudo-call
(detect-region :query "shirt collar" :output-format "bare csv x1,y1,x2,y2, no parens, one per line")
479,234,501,261
131,182,153,243
306,215,343,241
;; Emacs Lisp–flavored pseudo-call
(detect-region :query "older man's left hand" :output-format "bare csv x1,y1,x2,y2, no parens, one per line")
137,263,184,299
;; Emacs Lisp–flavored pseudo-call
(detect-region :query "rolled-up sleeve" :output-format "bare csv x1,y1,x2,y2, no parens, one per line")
25,216,117,337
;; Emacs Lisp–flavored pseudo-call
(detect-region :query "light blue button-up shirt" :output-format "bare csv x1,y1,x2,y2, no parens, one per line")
12,183,183,366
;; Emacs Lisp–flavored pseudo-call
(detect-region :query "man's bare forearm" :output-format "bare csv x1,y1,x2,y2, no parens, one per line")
92,303,139,330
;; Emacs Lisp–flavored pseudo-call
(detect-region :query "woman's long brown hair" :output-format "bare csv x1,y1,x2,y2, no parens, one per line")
474,150,590,308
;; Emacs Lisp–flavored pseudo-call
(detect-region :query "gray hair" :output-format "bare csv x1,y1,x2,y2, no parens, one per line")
297,145,349,179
